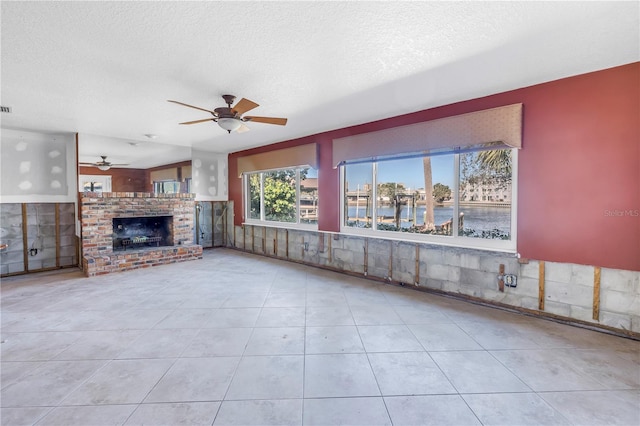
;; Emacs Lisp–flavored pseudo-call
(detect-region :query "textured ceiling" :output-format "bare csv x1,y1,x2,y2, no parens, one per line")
1,1,638,169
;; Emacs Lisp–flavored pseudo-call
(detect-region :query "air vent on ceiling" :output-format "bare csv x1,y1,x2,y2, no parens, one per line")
0,106,12,113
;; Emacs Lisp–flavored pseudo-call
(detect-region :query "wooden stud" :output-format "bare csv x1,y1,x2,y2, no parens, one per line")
415,243,420,284
274,228,278,255
285,229,289,258
388,240,393,281
538,261,546,310
593,266,601,320
21,203,28,272
251,225,255,253
211,202,215,247
318,232,325,254
222,203,227,247
498,264,505,292
55,203,60,268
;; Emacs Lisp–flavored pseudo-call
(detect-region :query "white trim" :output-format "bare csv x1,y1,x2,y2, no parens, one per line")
243,167,319,229
340,150,517,253
79,174,112,193
243,220,318,232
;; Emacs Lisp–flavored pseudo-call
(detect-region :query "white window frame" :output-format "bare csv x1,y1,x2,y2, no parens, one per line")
340,150,518,253
244,167,318,230
79,174,112,193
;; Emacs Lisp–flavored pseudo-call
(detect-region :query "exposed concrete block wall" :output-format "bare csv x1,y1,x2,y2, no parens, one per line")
233,225,639,336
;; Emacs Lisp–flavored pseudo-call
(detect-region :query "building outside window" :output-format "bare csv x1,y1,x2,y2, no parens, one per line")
246,167,318,226
342,148,516,251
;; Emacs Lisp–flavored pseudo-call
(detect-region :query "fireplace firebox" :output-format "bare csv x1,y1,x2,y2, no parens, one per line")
112,216,173,251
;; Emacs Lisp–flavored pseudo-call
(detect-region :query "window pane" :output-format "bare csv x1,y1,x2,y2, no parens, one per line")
300,168,318,225
459,149,512,240
248,173,261,220
153,181,181,194
376,156,454,234
344,163,373,228
264,169,296,223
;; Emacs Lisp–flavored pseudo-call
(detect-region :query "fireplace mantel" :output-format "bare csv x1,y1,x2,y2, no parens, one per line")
80,192,202,276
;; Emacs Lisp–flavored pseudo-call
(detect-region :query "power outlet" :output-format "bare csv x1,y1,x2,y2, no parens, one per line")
504,274,517,287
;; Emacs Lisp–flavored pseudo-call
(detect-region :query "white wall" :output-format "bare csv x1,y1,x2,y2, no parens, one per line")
0,129,77,203
191,149,228,201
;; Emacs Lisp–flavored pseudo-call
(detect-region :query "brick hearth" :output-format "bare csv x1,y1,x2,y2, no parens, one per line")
80,192,202,276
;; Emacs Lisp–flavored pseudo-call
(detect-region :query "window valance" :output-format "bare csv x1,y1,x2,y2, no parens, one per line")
332,103,522,168
150,168,178,182
237,143,317,177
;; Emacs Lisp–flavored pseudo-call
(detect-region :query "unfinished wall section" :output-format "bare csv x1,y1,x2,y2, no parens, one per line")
233,225,639,337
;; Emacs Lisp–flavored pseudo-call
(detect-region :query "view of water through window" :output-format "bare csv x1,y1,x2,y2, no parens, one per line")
344,149,513,241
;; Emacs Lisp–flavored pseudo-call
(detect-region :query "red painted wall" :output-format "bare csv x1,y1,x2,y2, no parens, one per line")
228,63,640,271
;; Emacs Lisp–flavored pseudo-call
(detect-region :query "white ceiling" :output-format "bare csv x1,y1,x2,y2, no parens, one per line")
1,1,638,169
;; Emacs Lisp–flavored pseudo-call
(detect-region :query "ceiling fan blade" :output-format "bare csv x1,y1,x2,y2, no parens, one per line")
232,98,259,115
244,116,288,126
237,123,251,133
179,118,217,125
168,100,217,115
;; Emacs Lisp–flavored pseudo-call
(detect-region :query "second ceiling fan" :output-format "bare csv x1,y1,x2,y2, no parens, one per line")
168,94,287,133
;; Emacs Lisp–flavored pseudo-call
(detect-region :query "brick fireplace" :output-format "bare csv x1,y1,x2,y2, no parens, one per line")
80,192,202,276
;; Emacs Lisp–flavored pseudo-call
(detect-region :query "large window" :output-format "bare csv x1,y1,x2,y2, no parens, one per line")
342,149,516,250
246,167,318,226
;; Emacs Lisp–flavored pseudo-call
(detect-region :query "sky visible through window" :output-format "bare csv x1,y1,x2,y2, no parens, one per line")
346,156,454,190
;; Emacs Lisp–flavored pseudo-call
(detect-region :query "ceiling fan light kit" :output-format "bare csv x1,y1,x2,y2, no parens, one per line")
80,155,129,171
168,94,287,134
217,117,242,133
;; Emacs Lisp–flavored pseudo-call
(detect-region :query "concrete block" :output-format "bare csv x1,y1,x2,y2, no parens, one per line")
372,253,389,271
393,257,415,284
601,290,639,314
8,262,25,274
544,280,592,308
330,235,344,250
570,264,595,287
442,250,461,267
422,278,445,291
631,315,640,334
519,260,540,279
599,310,632,332
502,276,537,299
478,255,504,274
234,226,243,248
422,247,444,265
459,252,481,270
441,280,463,294
601,268,640,293
500,293,524,307
518,296,540,311
569,305,595,324
344,252,365,274
397,242,416,260
460,268,497,290
543,300,571,317
546,262,572,283
426,263,457,282
344,236,365,252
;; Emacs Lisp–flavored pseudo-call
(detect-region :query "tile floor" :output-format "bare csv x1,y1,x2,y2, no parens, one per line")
1,249,638,425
